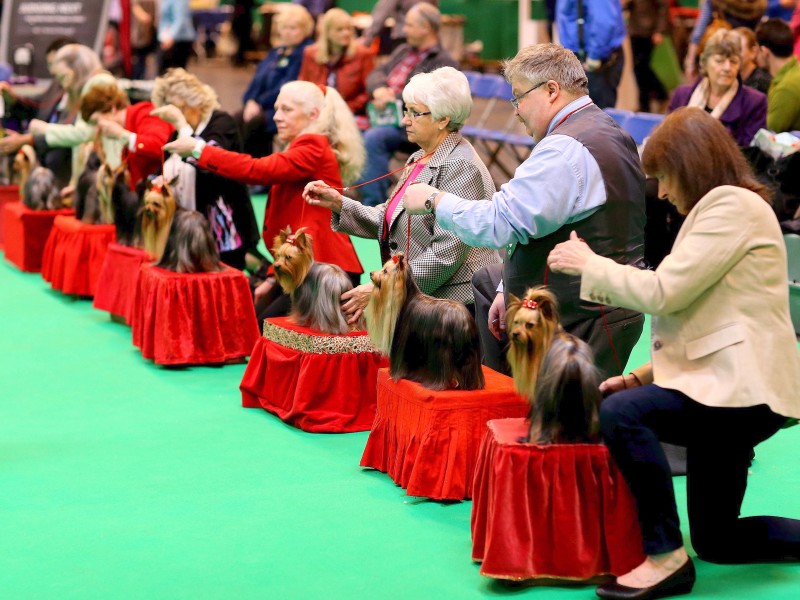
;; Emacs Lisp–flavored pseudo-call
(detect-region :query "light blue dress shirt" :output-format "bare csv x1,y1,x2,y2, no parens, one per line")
434,96,607,252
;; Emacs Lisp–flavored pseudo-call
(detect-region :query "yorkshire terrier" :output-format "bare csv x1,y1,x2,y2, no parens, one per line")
75,152,103,224
523,332,601,444
109,169,142,247
95,162,127,225
13,144,38,200
271,227,356,335
366,254,484,391
157,210,224,274
22,166,63,210
141,176,178,261
505,286,562,400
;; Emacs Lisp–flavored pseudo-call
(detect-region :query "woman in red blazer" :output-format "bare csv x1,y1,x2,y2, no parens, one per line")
298,8,375,116
164,81,365,321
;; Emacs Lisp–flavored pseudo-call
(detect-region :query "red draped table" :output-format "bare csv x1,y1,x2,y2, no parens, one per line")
0,185,20,249
93,244,153,324
3,203,74,272
241,317,388,433
40,216,116,296
360,367,529,500
471,418,645,581
131,265,259,365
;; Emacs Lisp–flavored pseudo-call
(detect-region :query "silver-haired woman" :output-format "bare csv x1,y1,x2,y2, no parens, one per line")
304,66,499,323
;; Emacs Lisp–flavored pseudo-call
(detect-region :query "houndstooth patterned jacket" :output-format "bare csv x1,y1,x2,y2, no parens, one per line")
332,133,500,303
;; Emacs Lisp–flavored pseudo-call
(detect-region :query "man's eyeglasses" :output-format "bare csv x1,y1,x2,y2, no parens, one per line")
403,108,432,120
510,81,546,109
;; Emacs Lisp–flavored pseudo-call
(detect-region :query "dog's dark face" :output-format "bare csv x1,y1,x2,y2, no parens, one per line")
271,227,313,294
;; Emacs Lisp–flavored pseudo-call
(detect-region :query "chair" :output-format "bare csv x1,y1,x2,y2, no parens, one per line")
625,112,665,145
785,234,800,335
471,418,645,581
241,317,388,433
604,107,633,129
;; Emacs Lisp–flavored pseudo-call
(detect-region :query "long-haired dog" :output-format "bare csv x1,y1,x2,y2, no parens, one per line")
75,152,103,223
271,227,355,335
109,168,142,247
141,176,178,261
506,286,562,399
157,210,224,274
22,166,63,210
366,254,484,391
95,162,127,225
523,333,601,444
13,145,38,199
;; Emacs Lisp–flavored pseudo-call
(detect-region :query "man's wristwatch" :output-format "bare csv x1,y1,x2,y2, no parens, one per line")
424,190,439,214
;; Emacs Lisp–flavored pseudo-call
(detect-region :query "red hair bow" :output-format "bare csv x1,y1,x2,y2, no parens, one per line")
521,299,538,310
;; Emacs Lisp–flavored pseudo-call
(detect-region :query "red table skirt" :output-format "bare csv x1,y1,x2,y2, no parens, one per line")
92,244,154,323
131,265,260,365
3,202,74,272
0,185,20,248
471,418,645,581
360,367,529,500
40,216,116,296
240,317,388,433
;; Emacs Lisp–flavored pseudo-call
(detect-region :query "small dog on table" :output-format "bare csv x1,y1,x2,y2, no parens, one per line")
366,253,484,391
522,332,602,444
157,210,224,274
22,166,63,210
271,226,356,335
505,286,562,400
75,152,104,223
141,176,178,261
13,145,39,200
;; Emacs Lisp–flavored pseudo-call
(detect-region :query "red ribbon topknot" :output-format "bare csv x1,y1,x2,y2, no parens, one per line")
521,299,538,310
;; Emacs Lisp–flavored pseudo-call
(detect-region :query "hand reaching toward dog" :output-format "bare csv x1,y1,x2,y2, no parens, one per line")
150,105,189,130
547,231,595,276
341,283,372,324
303,180,344,214
0,131,32,155
599,373,643,397
254,277,276,305
488,292,506,340
95,118,131,142
163,137,196,158
27,119,49,135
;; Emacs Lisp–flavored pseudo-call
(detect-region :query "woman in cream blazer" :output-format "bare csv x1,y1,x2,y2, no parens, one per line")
549,107,800,600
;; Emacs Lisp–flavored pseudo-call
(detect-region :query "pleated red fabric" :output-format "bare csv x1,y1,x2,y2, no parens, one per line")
240,317,388,433
92,244,154,323
360,367,529,500
130,265,259,365
40,216,116,296
0,185,20,248
471,418,645,581
3,203,74,272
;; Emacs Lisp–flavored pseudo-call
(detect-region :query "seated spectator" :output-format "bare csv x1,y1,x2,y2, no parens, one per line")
669,29,766,146
756,18,800,132
360,0,437,53
150,68,260,271
0,44,114,192
80,82,175,188
238,4,314,158
303,67,499,322
734,27,773,93
164,81,365,324
358,2,456,207
299,8,375,116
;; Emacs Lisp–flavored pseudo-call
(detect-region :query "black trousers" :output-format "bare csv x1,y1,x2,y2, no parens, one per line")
601,384,800,561
630,36,667,112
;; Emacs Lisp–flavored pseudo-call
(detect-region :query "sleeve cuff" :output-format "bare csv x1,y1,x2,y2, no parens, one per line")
127,133,137,152
178,125,194,138
191,138,206,160
435,193,459,230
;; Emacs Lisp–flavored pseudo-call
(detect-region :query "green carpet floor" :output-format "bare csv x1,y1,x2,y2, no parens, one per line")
2,204,799,598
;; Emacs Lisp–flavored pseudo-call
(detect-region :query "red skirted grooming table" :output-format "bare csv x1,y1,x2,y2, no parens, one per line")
131,265,259,365
3,203,74,272
0,185,20,248
240,317,388,433
471,418,645,581
92,244,153,323
360,367,529,500
40,216,116,296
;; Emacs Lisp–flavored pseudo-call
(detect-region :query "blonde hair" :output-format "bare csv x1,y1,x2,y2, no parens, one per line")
151,68,219,120
276,4,315,40
315,8,357,64
280,81,365,185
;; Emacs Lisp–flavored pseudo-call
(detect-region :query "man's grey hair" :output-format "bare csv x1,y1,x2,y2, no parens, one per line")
402,66,472,131
503,43,588,96
409,2,441,33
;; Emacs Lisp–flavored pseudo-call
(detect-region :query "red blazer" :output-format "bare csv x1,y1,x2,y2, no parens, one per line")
298,45,375,115
196,134,363,274
124,102,175,188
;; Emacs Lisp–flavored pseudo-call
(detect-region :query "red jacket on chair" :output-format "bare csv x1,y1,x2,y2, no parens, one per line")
195,133,363,274
298,45,375,115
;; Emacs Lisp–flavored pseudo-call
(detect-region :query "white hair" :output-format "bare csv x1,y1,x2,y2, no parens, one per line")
402,66,472,132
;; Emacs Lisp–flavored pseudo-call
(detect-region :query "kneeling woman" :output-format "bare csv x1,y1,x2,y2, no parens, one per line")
549,107,800,599
164,81,365,321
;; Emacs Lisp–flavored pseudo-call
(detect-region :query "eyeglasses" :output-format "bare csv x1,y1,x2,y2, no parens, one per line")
510,81,546,109
403,108,432,120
